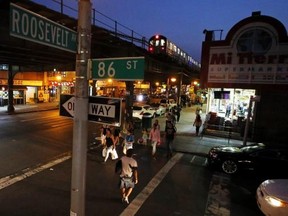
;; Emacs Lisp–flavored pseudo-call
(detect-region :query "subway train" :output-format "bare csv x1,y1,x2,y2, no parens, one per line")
148,34,201,68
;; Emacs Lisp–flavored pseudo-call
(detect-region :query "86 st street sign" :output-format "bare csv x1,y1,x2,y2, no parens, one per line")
90,57,144,80
60,95,122,126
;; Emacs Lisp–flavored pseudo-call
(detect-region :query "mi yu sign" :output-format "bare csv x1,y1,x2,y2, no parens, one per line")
9,3,77,53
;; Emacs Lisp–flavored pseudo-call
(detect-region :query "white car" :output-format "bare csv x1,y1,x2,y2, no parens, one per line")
149,103,166,116
132,104,156,120
257,179,288,216
159,98,177,111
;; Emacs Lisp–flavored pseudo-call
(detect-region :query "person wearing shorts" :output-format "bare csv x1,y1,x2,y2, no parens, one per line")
118,148,138,204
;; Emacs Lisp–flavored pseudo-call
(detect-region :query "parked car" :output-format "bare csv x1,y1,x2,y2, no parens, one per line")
257,179,288,216
159,98,177,111
207,143,288,174
149,102,166,116
132,104,157,120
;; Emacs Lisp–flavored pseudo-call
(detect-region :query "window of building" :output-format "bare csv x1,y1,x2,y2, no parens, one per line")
237,29,273,54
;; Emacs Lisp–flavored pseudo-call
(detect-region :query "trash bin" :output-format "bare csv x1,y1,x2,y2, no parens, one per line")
133,118,142,129
142,114,152,129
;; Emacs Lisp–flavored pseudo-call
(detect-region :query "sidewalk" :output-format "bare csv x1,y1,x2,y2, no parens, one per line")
0,102,247,156
0,101,59,114
154,104,245,156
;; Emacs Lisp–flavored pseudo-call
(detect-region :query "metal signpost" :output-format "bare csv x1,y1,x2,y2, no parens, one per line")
9,3,77,53
90,56,145,80
70,0,91,215
9,2,88,215
60,95,122,126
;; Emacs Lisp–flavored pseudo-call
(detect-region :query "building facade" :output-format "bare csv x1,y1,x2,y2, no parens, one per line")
201,11,288,145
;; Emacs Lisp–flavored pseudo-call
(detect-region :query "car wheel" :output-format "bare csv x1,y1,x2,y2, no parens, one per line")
221,160,238,174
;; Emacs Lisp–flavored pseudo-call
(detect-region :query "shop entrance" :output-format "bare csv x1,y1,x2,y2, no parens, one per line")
205,88,256,139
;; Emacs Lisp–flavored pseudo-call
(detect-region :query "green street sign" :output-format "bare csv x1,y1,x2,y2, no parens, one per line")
91,57,145,80
9,3,77,53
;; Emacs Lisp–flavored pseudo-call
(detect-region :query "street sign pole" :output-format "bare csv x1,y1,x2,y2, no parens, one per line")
70,0,91,216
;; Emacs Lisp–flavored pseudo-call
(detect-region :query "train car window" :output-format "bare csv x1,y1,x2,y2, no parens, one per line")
160,39,165,46
155,40,160,46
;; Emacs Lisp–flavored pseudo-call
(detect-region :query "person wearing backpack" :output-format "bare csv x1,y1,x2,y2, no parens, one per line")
165,120,177,158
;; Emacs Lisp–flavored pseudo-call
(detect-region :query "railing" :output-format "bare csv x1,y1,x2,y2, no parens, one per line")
201,123,243,144
32,0,149,49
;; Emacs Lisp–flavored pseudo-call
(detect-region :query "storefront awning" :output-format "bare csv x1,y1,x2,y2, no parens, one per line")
0,85,28,90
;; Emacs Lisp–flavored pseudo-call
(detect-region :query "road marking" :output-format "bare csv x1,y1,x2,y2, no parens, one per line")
20,115,59,122
190,155,196,163
204,173,231,216
120,153,183,216
0,152,71,190
190,155,208,167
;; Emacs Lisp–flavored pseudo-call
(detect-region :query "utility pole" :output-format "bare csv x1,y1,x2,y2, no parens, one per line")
70,0,91,216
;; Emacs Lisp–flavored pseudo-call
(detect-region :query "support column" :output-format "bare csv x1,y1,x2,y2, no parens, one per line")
125,81,134,127
177,73,183,105
7,68,16,114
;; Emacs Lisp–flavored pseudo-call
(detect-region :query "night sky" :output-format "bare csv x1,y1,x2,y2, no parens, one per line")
33,0,288,62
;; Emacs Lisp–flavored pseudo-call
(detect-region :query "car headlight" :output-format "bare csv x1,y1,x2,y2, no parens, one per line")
265,196,288,207
137,95,144,101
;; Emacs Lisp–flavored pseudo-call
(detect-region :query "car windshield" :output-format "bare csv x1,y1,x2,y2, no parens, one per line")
133,106,142,111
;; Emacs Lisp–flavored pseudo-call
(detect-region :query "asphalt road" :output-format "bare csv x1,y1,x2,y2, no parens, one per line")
0,110,264,216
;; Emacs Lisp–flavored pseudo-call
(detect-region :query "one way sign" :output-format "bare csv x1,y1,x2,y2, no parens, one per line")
60,95,122,126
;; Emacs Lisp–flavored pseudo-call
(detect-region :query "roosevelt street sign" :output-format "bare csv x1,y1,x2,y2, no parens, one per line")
90,57,145,80
60,95,122,126
9,3,77,53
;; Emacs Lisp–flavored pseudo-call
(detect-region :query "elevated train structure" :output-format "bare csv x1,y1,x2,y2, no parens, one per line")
0,0,200,91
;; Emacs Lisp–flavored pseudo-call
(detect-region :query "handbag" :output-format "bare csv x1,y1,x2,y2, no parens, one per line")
102,147,107,157
111,148,118,160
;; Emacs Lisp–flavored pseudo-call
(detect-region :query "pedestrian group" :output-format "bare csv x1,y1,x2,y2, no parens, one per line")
97,104,212,205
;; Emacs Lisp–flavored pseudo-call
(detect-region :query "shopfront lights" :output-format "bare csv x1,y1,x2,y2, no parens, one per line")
170,78,176,82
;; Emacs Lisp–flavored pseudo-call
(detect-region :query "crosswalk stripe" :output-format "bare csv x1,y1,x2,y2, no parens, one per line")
0,152,71,190
204,173,231,216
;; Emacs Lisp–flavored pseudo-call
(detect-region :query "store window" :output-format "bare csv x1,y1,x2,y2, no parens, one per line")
209,88,255,119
